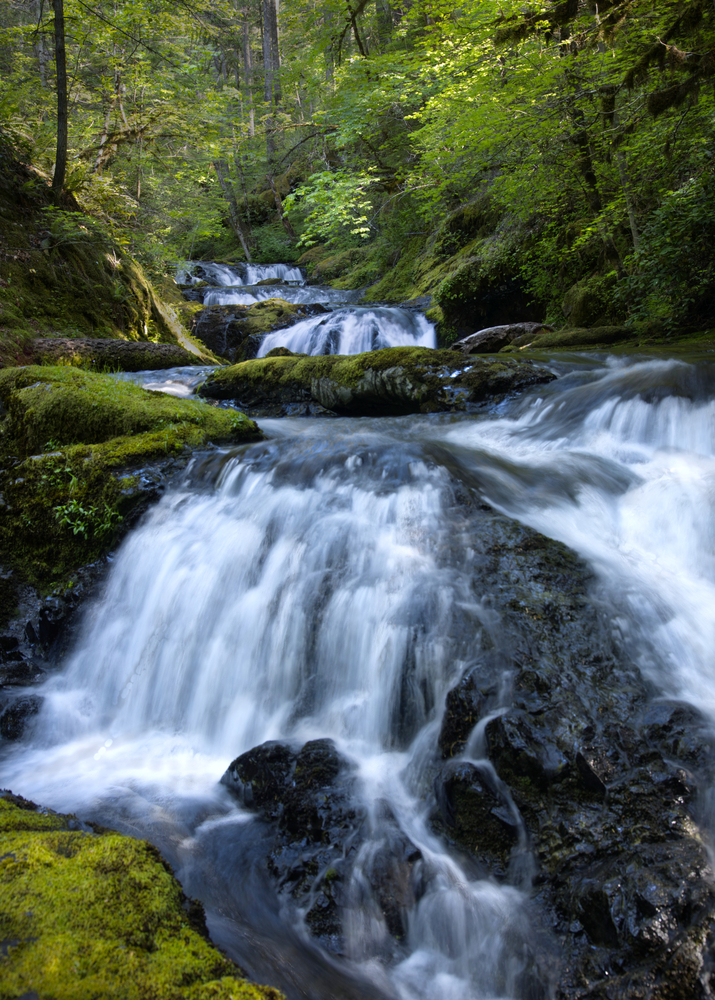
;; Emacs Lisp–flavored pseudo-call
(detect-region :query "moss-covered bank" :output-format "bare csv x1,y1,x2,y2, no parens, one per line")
0,151,209,366
199,346,555,417
0,792,283,1000
0,366,260,589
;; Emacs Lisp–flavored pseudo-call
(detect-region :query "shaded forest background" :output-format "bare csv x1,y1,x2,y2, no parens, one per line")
1,0,714,343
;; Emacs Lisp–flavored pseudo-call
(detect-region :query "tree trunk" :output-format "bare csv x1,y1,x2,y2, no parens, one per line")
241,12,255,136
214,159,254,261
267,174,296,239
35,0,48,88
51,0,68,200
261,0,276,164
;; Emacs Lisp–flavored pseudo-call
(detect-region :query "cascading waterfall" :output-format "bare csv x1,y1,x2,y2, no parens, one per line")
177,262,305,287
176,259,436,354
4,353,715,999
257,307,436,356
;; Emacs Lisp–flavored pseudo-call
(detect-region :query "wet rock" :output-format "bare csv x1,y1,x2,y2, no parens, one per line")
222,738,361,953
199,347,556,418
433,760,518,876
0,694,41,740
486,709,571,788
221,738,424,955
428,516,715,999
438,658,502,758
193,299,329,364
453,323,552,354
30,337,204,370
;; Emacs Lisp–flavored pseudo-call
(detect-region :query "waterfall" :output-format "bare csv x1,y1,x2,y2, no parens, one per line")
177,262,305,286
4,353,715,999
257,307,436,355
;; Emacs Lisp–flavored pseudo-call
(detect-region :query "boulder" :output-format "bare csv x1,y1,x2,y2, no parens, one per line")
198,347,556,418
453,323,552,354
221,738,362,953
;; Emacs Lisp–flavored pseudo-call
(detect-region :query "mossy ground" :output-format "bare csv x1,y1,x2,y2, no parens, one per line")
0,793,283,1000
0,153,210,366
0,366,260,588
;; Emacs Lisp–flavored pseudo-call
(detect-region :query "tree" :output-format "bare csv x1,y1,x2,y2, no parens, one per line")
50,0,67,199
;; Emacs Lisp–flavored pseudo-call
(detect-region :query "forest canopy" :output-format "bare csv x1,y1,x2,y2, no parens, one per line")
1,0,713,331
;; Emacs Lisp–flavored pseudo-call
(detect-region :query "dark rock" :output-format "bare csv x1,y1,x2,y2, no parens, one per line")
0,694,41,740
438,657,502,758
428,515,715,999
221,737,426,955
199,347,556,418
453,323,553,354
433,760,518,876
486,709,571,788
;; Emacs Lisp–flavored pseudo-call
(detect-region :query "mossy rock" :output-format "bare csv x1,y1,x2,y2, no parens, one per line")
198,346,556,417
503,325,632,351
0,792,283,1000
0,366,261,586
30,337,209,372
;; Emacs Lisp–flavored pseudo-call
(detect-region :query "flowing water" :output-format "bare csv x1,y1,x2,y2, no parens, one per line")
4,315,715,995
177,261,436,355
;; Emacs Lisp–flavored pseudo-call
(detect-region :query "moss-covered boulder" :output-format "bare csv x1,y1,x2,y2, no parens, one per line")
0,366,260,586
198,347,556,417
30,337,211,371
192,299,329,364
0,792,283,1000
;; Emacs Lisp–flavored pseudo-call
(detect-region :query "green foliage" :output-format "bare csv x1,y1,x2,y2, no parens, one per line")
624,166,715,326
54,499,123,540
285,170,378,248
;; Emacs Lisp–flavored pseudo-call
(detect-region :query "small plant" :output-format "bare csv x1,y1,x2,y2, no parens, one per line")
53,500,122,540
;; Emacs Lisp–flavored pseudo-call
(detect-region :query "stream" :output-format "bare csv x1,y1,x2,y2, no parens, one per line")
3,265,715,999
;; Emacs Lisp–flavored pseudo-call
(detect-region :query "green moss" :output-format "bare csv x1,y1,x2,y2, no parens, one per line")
0,796,283,1000
204,346,463,396
0,366,260,586
502,325,632,351
0,365,256,455
0,157,205,365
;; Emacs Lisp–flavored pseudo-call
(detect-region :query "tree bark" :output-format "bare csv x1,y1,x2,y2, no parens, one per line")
214,159,254,261
51,0,68,200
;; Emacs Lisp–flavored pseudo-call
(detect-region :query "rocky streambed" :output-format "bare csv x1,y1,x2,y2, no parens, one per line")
2,265,715,1000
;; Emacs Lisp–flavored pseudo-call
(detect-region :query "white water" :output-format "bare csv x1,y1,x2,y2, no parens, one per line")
257,307,436,356
177,262,304,286
202,284,362,307
4,353,715,999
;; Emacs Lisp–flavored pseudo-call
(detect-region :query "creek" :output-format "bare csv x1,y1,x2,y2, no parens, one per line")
3,267,715,999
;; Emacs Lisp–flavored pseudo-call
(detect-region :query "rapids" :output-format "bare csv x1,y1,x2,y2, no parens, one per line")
4,345,715,998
